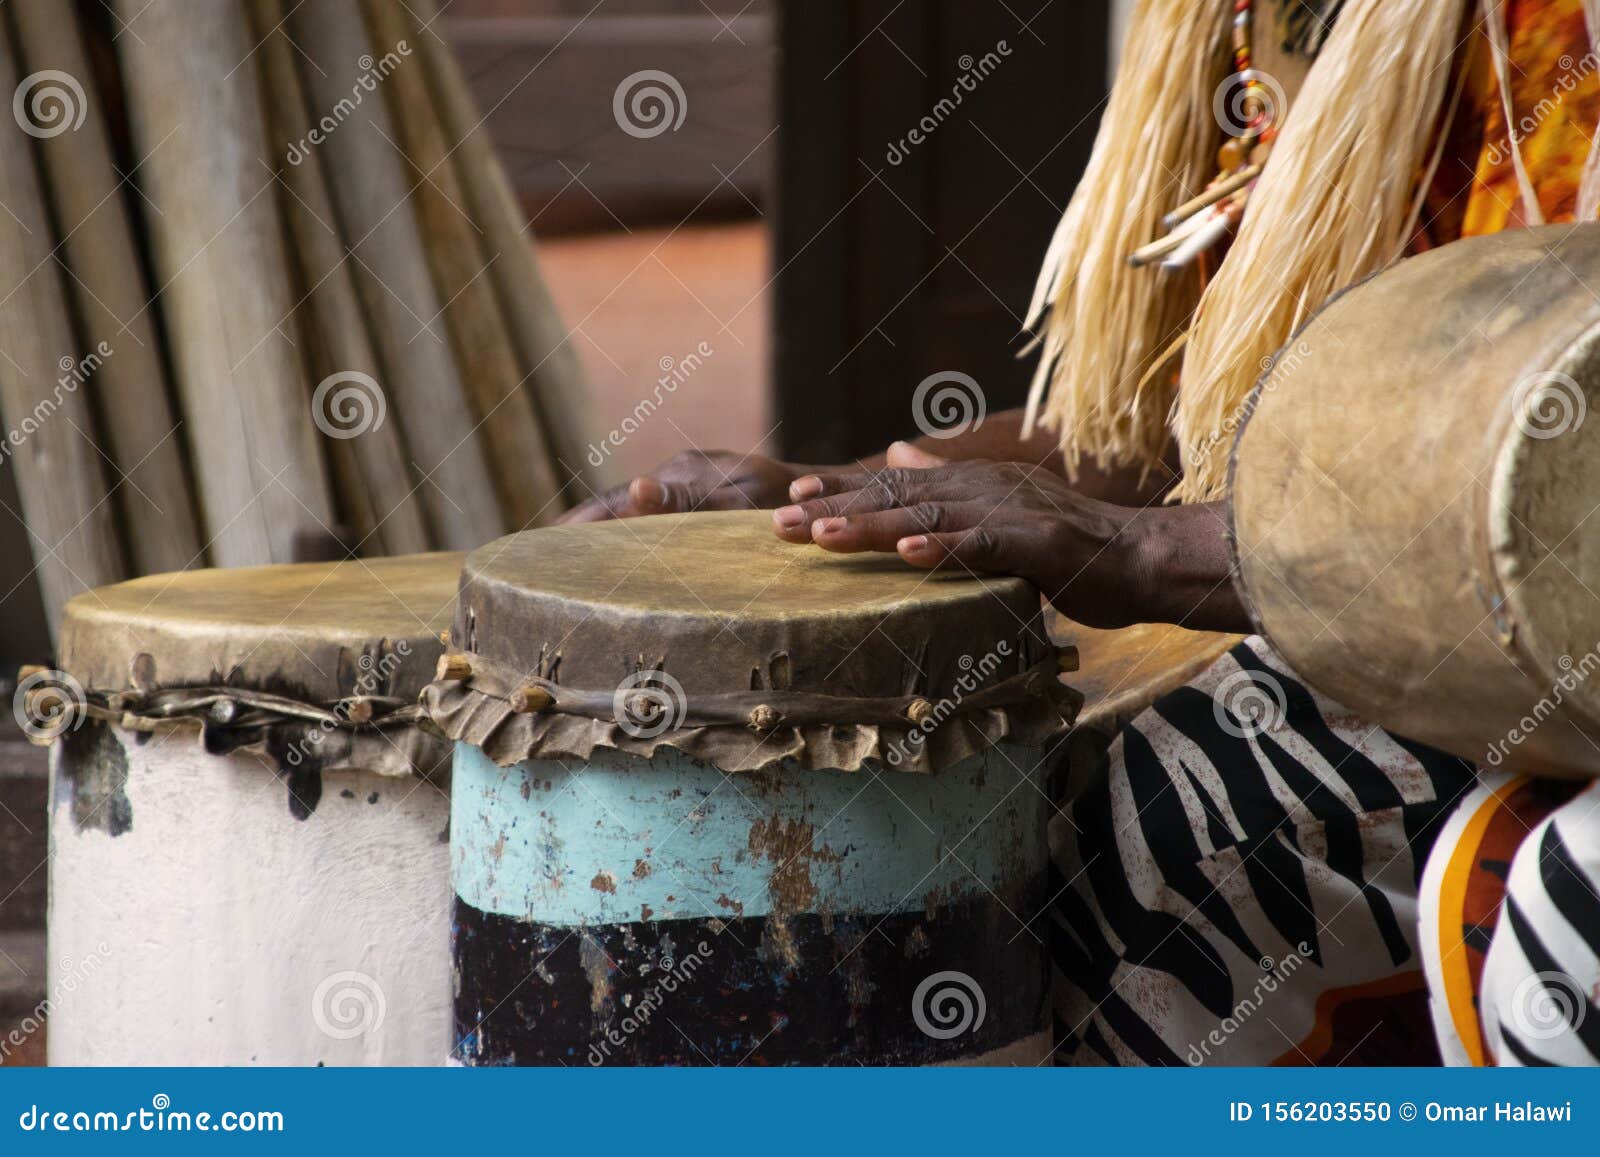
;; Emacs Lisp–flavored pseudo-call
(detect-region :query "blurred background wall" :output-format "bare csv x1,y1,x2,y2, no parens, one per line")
450,0,1111,467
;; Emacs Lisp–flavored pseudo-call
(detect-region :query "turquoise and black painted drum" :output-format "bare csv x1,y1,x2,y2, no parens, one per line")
426,511,1080,1065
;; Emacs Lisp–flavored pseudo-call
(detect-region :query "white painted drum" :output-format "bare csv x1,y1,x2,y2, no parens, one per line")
44,554,461,1065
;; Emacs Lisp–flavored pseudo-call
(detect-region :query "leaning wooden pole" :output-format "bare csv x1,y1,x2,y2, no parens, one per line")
116,0,334,566
289,0,504,551
409,0,615,496
249,0,431,557
0,18,125,635
9,0,203,576
365,0,562,529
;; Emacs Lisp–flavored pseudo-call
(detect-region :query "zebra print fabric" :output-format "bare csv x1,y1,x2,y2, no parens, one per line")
1048,637,1477,1065
1422,775,1600,1066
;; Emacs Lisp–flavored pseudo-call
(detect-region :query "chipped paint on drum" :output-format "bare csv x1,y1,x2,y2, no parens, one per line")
451,743,1053,1065
48,723,452,1065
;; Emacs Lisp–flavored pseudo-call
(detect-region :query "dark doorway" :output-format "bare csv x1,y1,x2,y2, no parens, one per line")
774,0,1110,464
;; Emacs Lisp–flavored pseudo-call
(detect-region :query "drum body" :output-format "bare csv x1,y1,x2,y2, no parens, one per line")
45,553,461,1065
428,511,1079,1065
452,743,1053,1066
1232,224,1600,779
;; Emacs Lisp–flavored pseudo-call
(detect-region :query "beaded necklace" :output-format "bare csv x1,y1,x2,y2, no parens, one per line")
1131,0,1279,270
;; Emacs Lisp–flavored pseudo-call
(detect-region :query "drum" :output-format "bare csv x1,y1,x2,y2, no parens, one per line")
1232,223,1600,779
426,510,1080,1065
1056,617,1242,736
43,553,461,1064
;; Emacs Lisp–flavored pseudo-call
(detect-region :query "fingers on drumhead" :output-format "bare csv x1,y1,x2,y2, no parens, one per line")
898,528,1006,570
627,476,669,512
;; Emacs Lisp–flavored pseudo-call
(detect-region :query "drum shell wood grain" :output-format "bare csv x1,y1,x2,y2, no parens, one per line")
1232,225,1600,779
450,743,1052,1066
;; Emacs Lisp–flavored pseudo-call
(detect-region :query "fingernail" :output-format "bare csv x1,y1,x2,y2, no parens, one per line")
814,517,845,536
774,505,806,529
899,535,929,553
789,476,823,501
630,477,665,509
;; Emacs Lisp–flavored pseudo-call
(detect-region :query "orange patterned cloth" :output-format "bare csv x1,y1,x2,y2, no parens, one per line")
1424,0,1600,242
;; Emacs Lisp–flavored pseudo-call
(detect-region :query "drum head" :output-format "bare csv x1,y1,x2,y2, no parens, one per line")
60,553,462,702
432,511,1079,774
456,510,1050,703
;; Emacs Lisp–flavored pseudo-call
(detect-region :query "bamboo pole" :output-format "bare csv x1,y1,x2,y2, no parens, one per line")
288,0,504,551
365,0,562,529
9,0,203,576
116,0,334,567
248,0,431,557
0,18,125,636
408,0,615,496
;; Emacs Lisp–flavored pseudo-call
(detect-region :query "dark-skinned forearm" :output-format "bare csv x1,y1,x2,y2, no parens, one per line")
1128,501,1252,634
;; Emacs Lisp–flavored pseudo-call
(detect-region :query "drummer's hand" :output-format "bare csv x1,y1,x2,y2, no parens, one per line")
559,450,802,524
771,443,1246,632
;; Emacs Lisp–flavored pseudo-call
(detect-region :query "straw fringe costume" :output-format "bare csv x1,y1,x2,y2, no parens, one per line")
1043,0,1600,1066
